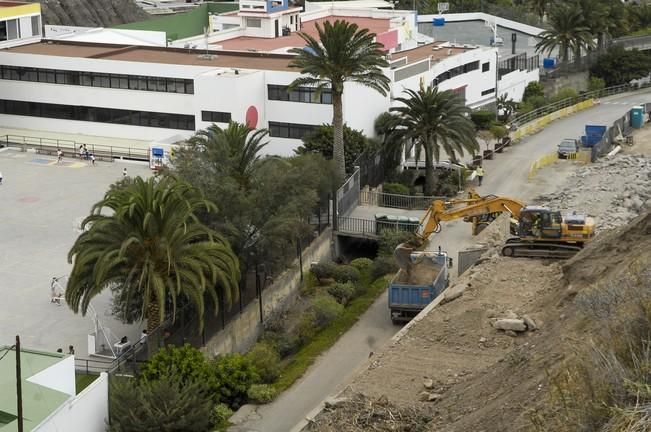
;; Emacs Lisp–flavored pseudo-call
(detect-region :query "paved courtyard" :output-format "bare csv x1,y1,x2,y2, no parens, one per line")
0,148,151,358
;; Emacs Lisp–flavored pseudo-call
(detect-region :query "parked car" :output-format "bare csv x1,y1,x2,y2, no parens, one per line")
557,138,579,158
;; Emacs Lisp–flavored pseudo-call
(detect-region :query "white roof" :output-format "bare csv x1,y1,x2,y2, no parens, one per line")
44,26,167,47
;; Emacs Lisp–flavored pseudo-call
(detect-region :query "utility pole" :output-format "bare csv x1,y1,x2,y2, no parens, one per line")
15,335,23,432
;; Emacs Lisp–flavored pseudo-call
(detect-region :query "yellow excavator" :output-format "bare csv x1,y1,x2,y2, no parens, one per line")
394,190,595,269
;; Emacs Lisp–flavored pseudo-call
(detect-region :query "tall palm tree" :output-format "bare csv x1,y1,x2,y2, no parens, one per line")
188,121,268,191
289,20,391,182
535,3,596,63
390,86,479,195
66,176,240,333
528,0,555,21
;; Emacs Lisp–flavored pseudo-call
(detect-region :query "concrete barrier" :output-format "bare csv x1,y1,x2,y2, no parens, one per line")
512,99,595,142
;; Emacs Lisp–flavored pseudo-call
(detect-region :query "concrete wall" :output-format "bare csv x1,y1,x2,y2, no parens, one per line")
543,71,589,97
203,229,333,356
33,373,109,432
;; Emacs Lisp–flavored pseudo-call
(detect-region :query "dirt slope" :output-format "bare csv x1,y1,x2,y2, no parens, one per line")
38,0,149,27
307,153,651,432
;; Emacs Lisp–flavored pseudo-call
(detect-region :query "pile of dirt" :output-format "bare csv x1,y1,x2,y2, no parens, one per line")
305,392,432,432
535,153,651,232
394,261,442,285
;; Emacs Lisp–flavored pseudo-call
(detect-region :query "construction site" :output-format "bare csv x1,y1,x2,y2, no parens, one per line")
303,112,651,431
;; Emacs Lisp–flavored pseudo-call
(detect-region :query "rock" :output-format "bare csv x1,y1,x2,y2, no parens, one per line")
440,288,464,305
423,379,434,389
505,330,518,337
324,397,348,409
522,315,538,331
419,391,443,402
479,337,487,343
492,319,527,332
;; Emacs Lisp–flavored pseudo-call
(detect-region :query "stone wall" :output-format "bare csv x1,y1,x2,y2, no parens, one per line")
203,229,333,356
543,71,589,97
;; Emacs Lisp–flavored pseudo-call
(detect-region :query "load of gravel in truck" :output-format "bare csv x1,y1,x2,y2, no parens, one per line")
393,261,443,285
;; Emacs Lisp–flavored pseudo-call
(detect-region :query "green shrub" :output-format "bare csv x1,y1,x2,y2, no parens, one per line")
213,353,260,410
528,95,547,109
333,265,360,283
139,344,219,401
551,87,579,103
588,76,606,92
261,330,300,358
327,282,356,305
109,376,213,432
470,110,495,130
310,260,337,283
296,312,317,343
371,256,399,281
350,257,373,271
382,182,410,195
377,230,414,257
522,81,545,101
246,342,281,384
311,294,344,329
354,281,369,297
210,403,233,430
247,384,277,404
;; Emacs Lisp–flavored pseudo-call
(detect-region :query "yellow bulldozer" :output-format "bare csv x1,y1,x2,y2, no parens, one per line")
394,190,595,269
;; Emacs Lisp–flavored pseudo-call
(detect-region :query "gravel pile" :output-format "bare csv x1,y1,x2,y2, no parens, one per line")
535,154,651,232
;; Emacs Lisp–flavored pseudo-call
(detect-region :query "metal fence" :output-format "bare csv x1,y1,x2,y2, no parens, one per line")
1,134,149,161
589,102,651,161
336,216,419,238
360,190,443,210
511,83,651,128
336,167,361,217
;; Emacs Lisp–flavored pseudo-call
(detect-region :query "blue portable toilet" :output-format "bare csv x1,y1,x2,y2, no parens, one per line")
432,17,445,26
543,58,555,68
631,105,645,128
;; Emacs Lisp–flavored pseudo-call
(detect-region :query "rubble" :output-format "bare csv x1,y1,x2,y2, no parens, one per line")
536,154,651,232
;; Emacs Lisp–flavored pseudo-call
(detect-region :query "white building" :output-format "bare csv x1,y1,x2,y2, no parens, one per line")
0,346,108,432
0,0,42,49
0,0,538,156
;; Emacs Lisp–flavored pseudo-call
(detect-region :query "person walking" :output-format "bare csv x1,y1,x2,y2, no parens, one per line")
68,345,75,355
57,148,63,164
90,154,96,166
0,171,3,185
476,165,485,186
122,167,128,178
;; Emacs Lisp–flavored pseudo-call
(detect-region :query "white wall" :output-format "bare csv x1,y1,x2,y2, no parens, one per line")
498,68,540,102
27,355,75,397
418,12,544,37
33,373,109,432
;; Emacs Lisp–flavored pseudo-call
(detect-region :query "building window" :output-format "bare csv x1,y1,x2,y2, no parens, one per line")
0,65,195,94
267,84,332,104
201,110,232,123
0,99,195,130
246,18,262,28
7,19,19,40
31,16,41,36
268,121,317,139
481,88,495,96
482,62,490,72
463,61,479,73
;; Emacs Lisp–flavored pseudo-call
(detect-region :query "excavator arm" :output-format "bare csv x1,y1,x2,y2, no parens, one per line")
394,192,525,271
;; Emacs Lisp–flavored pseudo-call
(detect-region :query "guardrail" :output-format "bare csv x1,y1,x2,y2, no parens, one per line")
360,190,443,210
511,83,651,129
1,134,149,161
527,150,591,180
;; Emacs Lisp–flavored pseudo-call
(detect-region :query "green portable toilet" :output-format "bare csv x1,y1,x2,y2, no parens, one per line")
631,106,645,129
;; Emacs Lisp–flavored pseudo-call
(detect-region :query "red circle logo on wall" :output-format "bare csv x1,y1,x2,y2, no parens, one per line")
245,106,258,128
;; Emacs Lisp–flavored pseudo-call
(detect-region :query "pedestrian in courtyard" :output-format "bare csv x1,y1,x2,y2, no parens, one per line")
57,148,63,163
140,329,148,346
476,165,485,186
122,167,128,178
78,145,84,159
90,154,95,166
68,345,75,355
83,144,89,159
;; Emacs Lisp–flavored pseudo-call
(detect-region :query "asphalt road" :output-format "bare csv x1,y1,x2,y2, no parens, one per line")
229,89,651,432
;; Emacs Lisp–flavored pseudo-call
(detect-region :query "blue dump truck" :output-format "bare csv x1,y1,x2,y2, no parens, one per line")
389,251,450,324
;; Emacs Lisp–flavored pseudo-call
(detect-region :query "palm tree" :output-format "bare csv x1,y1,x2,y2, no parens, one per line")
66,176,240,333
535,3,596,63
188,121,268,191
528,0,555,21
289,20,391,182
390,86,479,195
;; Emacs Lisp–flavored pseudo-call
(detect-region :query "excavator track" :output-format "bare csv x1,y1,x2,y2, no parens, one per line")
501,238,582,259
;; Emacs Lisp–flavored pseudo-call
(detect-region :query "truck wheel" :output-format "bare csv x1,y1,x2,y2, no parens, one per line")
502,246,514,257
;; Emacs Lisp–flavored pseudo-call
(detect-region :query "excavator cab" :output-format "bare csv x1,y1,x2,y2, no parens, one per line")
517,207,563,240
